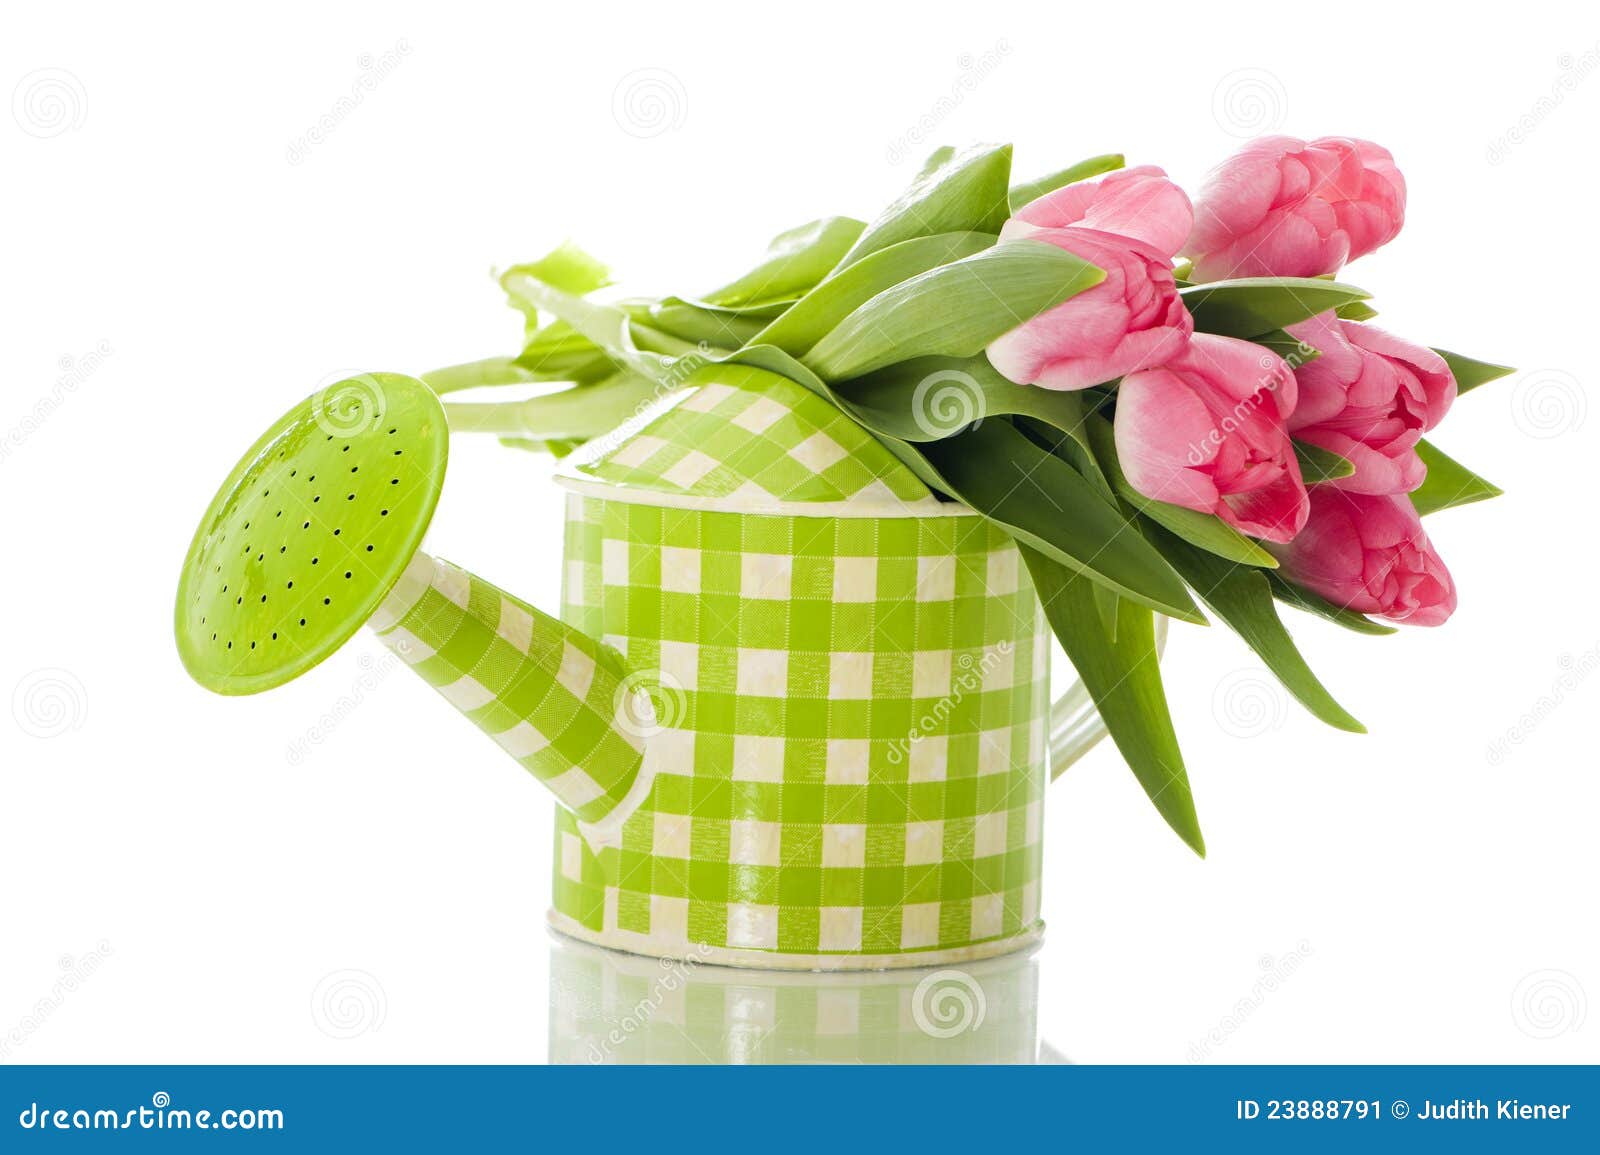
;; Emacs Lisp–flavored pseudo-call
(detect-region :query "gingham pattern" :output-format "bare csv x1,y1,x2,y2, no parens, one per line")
370,553,647,824
563,366,938,507
551,492,1050,960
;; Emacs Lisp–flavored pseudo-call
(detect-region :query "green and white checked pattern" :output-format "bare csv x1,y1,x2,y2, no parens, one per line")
370,552,648,826
550,491,1050,962
564,364,938,508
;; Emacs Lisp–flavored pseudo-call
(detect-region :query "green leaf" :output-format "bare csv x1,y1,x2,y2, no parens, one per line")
839,358,1133,632
1253,329,1320,368
628,298,764,349
1410,439,1503,515
1436,349,1515,395
442,371,661,441
1336,300,1379,322
1266,573,1396,636
837,362,1133,632
497,435,582,458
917,422,1203,623
751,232,994,357
915,146,956,175
512,319,614,382
505,240,612,297
1021,547,1205,856
1294,440,1356,483
500,242,613,344
804,239,1103,380
839,144,1014,267
834,353,1093,442
1183,278,1370,338
728,344,1204,624
501,270,705,390
701,217,865,309
1149,527,1365,733
1013,397,1115,500
1081,413,1278,569
1007,153,1125,212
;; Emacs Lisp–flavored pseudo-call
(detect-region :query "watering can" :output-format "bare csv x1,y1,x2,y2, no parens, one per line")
175,365,1116,970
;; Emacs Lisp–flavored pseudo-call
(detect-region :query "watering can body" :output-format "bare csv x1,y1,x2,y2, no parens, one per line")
179,366,1107,972
545,487,1051,968
364,367,1096,970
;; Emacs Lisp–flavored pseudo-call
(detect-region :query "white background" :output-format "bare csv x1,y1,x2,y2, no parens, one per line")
2,0,1595,1064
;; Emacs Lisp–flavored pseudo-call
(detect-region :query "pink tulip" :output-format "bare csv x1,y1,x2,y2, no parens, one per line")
1183,136,1406,282
987,167,1195,391
1273,489,1456,626
1009,165,1194,259
987,228,1193,390
1285,312,1457,494
1114,333,1308,543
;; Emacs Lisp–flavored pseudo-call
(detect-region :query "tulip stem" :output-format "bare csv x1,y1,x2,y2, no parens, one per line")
442,373,664,439
422,357,545,395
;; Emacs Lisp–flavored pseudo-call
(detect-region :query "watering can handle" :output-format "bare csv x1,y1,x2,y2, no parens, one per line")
1046,616,1168,779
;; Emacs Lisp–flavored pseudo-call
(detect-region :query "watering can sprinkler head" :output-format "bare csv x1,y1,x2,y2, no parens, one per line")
174,373,656,849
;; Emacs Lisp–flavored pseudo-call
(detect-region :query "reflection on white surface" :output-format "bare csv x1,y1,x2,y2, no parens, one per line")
547,933,1049,1064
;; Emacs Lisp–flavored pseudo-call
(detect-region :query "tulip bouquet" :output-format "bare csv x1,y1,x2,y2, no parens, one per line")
428,137,1511,853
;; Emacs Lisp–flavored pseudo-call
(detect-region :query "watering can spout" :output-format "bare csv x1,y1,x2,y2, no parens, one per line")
173,373,658,854
368,551,655,849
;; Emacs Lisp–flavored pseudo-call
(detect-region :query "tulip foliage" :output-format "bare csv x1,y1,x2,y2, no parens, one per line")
430,140,1512,855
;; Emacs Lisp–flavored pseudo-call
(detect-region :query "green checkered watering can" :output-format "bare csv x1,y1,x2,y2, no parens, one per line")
175,365,1117,970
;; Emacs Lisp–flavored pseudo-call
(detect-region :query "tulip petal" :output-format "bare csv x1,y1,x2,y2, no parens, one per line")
1169,332,1296,416
1185,135,1405,281
1342,322,1456,430
986,228,1193,390
1115,368,1224,510
1273,490,1454,625
1221,461,1310,543
1014,165,1194,259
